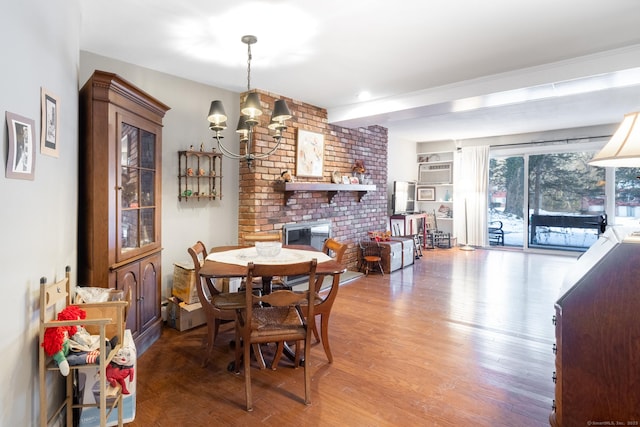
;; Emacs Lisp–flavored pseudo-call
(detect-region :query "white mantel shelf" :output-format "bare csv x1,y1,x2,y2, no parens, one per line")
278,182,376,204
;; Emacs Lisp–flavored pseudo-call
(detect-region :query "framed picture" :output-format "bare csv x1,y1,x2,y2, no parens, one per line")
349,176,359,184
41,87,59,157
417,186,436,201
296,129,324,177
341,176,350,184
6,112,36,180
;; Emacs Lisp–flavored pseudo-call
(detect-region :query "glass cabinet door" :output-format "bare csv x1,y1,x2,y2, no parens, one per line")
118,121,159,260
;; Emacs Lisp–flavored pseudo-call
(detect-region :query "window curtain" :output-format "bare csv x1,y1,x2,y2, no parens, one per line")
453,146,489,247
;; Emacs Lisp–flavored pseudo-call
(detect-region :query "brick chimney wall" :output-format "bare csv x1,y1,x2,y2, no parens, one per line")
238,90,388,270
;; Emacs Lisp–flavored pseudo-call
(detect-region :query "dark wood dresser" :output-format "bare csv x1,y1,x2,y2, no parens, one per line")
550,228,640,426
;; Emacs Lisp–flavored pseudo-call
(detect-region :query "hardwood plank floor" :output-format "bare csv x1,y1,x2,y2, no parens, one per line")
130,248,574,426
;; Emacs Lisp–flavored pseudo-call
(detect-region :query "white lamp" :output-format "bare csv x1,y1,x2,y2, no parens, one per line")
589,112,640,167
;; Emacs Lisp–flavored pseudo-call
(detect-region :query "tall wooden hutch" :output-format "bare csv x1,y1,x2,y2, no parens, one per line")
78,70,170,354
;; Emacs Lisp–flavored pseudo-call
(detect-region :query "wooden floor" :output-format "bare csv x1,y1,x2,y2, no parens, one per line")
130,247,575,426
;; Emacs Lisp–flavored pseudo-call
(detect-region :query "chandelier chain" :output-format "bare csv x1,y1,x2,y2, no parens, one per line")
208,35,290,168
246,41,252,91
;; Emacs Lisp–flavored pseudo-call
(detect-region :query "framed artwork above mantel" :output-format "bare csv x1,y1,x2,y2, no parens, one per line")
296,129,324,178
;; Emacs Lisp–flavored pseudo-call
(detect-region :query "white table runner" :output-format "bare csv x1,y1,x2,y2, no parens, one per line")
206,247,332,266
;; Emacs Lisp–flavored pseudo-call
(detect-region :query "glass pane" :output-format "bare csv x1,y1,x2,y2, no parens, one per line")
140,170,154,207
528,151,604,251
615,167,640,225
489,156,525,247
121,124,139,167
121,167,139,208
140,208,155,246
140,130,155,169
121,210,139,250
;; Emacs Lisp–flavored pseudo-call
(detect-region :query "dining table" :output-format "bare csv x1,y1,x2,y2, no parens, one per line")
199,244,346,294
199,244,346,369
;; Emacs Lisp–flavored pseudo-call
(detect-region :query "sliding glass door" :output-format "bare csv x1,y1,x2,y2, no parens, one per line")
527,152,604,251
488,140,627,253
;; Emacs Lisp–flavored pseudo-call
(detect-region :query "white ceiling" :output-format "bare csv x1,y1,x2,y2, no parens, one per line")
79,0,640,143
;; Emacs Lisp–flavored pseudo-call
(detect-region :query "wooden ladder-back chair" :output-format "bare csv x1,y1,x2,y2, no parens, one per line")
39,266,127,427
311,238,347,363
188,241,244,368
235,259,318,411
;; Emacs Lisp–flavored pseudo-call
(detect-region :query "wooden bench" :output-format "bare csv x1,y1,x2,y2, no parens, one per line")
529,214,607,245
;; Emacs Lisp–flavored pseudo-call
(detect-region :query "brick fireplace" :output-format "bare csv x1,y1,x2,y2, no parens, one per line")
238,89,389,270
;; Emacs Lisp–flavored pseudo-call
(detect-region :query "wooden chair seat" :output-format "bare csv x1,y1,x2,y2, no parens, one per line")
212,292,245,310
251,306,304,337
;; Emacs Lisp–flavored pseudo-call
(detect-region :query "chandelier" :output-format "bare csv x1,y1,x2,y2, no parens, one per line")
207,35,292,168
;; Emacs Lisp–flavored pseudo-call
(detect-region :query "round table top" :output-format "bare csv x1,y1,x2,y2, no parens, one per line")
199,245,346,279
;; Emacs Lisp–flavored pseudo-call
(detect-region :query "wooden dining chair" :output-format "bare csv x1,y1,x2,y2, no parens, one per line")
234,259,318,411
242,230,289,292
242,230,282,246
311,238,347,363
188,241,244,367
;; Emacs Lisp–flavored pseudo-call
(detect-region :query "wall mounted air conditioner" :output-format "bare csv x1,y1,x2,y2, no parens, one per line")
418,162,452,184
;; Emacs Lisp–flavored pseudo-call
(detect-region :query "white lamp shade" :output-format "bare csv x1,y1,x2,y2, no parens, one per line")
590,112,640,167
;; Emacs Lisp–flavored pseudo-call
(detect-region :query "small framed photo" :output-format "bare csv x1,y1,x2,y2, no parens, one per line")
6,111,36,180
341,176,350,184
349,176,359,184
40,87,60,157
296,129,324,177
417,186,436,201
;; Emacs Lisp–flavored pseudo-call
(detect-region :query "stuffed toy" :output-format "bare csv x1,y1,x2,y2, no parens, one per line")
280,170,292,182
42,305,117,376
106,345,136,394
42,305,86,376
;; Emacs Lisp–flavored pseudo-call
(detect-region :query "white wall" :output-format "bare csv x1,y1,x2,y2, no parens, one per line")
386,131,418,218
79,52,241,298
0,1,80,425
0,4,242,423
